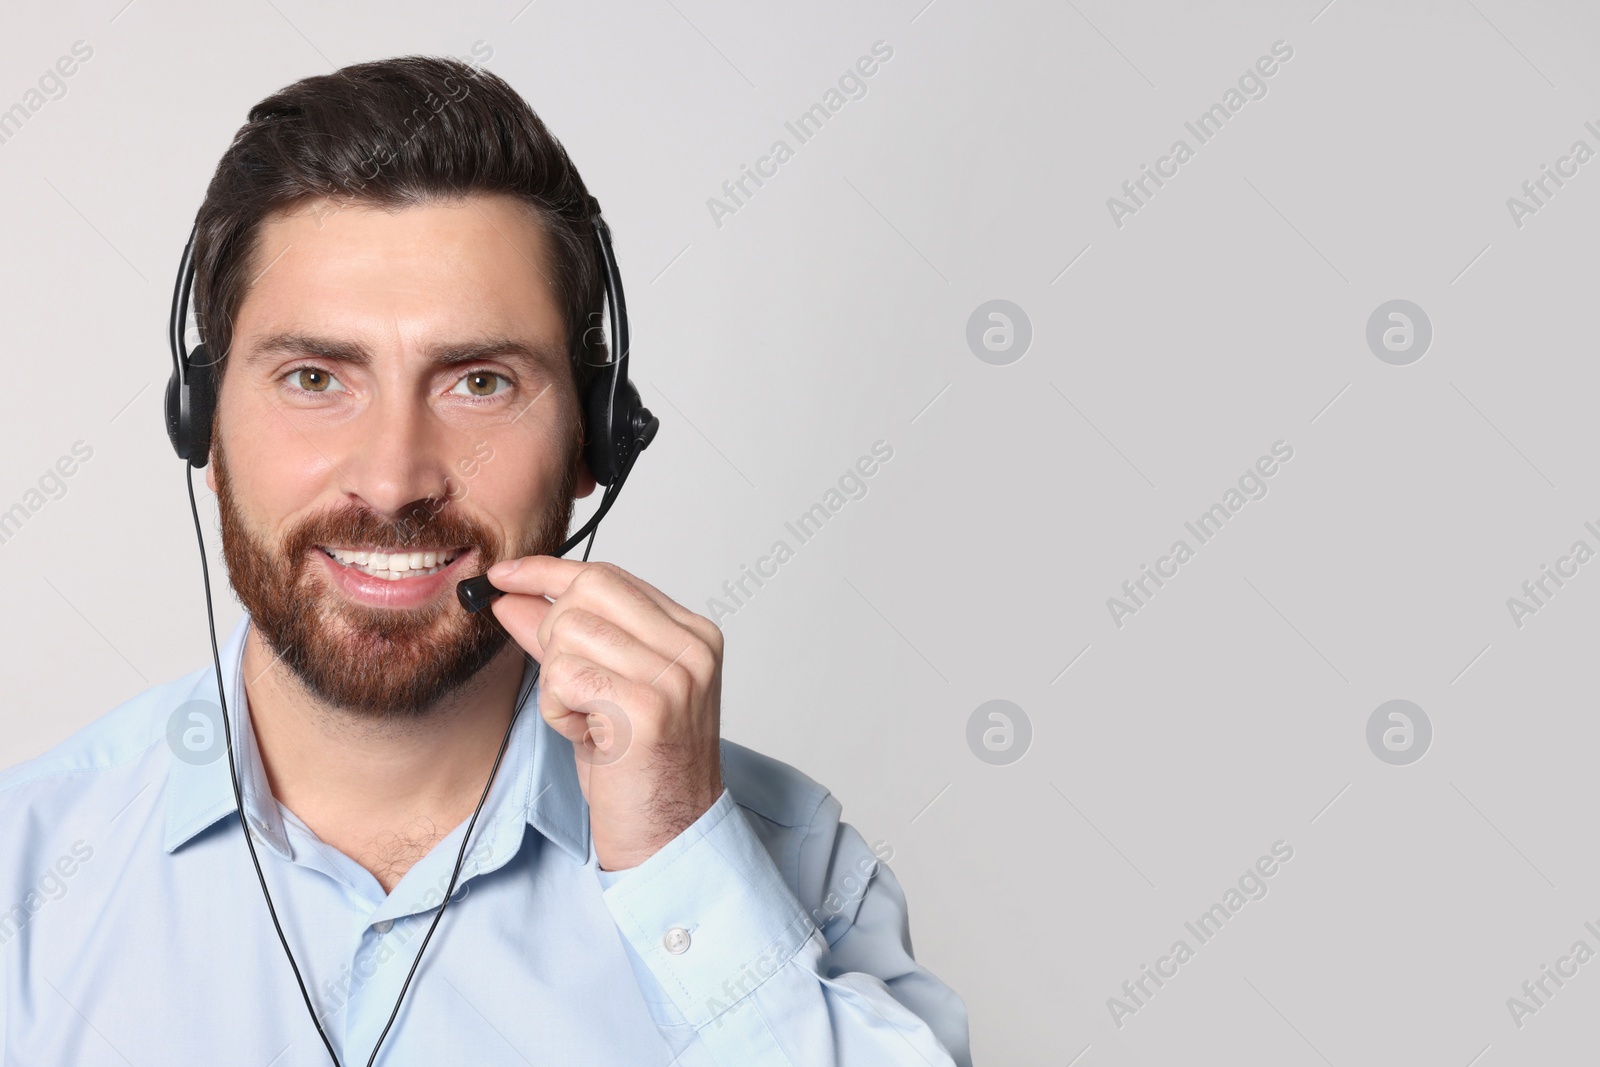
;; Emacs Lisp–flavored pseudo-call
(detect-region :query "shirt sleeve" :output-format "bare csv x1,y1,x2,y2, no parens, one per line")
594,787,971,1066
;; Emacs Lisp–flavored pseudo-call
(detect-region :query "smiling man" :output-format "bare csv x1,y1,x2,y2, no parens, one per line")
0,57,970,1065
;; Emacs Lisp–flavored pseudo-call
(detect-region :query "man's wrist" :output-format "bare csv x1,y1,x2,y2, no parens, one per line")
592,771,724,872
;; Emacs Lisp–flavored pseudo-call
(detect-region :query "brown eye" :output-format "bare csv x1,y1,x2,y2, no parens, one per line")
295,368,334,392
459,371,504,397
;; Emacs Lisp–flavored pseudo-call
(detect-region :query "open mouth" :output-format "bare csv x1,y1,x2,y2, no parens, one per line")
318,545,467,581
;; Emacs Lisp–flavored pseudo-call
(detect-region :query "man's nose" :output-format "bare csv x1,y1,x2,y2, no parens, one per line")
335,395,457,520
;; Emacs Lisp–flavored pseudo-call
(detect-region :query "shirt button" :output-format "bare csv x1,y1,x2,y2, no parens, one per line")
373,919,393,934
663,927,691,954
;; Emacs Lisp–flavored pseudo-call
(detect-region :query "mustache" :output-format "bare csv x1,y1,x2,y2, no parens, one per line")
281,499,503,570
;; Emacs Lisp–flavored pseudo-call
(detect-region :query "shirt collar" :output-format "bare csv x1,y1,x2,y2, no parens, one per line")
162,614,589,866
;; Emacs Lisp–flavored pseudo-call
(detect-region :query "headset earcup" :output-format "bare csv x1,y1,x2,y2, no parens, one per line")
586,374,655,488
164,370,186,460
186,345,217,469
583,370,619,488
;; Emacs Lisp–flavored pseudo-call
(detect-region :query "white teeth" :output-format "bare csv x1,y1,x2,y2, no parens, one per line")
321,546,462,580
373,566,441,581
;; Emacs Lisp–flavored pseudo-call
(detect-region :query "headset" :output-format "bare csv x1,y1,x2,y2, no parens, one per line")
166,195,659,579
165,195,658,1066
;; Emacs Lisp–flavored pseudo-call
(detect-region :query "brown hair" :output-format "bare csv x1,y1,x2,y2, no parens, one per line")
192,55,604,407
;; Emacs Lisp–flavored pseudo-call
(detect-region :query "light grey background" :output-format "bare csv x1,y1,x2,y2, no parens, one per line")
3,0,1598,1063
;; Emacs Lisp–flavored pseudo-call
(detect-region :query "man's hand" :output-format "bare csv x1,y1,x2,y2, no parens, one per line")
484,556,724,871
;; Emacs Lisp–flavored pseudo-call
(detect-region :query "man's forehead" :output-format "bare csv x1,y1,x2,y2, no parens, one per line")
230,193,565,365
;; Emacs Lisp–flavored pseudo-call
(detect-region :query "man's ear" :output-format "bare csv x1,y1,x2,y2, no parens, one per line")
574,456,598,500
204,447,218,492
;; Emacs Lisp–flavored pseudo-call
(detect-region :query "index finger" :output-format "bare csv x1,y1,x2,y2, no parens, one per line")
485,556,714,639
484,554,587,600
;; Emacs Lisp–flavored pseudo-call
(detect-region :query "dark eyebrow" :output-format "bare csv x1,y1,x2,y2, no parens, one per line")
244,332,566,374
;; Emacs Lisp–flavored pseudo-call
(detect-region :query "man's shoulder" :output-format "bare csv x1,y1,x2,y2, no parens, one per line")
0,666,208,804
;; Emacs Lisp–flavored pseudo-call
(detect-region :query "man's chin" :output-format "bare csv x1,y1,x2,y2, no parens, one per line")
261,588,507,718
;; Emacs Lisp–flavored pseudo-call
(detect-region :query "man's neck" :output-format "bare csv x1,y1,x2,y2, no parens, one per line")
239,628,527,894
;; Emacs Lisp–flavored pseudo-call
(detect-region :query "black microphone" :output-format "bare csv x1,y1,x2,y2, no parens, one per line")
456,574,503,614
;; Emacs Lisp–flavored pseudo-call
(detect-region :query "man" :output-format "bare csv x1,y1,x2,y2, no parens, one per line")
0,57,970,1065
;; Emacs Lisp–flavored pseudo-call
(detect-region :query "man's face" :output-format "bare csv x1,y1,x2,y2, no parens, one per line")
208,193,595,717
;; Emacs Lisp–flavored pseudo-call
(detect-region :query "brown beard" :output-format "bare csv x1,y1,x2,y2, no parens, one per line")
214,442,578,718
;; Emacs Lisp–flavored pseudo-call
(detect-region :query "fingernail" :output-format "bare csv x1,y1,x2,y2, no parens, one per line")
488,558,521,580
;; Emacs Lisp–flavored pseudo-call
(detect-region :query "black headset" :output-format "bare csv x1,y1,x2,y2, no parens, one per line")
164,194,659,592
165,195,658,1066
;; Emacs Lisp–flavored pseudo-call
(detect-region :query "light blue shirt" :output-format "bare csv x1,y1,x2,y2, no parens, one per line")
0,615,970,1065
